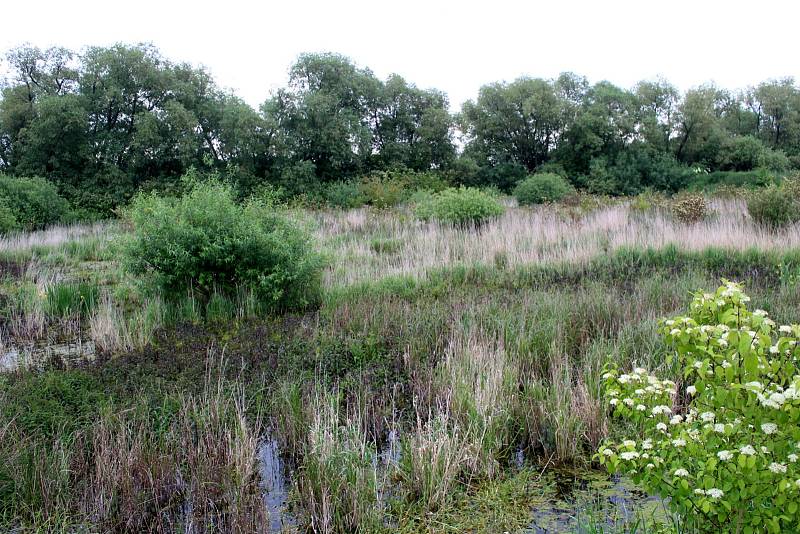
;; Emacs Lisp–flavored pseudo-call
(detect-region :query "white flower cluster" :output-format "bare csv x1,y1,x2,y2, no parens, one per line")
599,282,800,529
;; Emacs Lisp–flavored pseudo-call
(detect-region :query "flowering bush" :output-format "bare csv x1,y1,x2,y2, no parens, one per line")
671,193,708,224
598,280,800,533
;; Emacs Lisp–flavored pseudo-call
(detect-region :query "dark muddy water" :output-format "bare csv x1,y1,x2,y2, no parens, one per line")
526,469,664,532
256,432,663,533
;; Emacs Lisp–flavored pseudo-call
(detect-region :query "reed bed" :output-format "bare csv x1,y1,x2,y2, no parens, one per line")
0,222,114,254
316,199,800,287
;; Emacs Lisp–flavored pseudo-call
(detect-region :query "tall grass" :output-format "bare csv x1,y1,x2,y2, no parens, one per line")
45,281,99,318
317,199,800,287
398,408,470,513
439,328,516,479
1,356,267,532
294,387,383,533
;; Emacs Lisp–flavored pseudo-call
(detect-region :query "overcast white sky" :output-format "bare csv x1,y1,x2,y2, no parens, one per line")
2,0,799,110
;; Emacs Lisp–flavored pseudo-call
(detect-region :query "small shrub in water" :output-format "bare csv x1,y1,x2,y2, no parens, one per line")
123,179,324,312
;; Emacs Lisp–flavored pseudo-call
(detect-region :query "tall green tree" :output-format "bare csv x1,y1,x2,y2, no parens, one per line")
461,77,568,171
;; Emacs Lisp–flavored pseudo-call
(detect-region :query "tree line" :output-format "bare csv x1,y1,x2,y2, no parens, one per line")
1,43,798,214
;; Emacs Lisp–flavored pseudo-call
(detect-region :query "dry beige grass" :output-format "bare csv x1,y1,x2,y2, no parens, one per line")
316,199,800,287
0,222,112,253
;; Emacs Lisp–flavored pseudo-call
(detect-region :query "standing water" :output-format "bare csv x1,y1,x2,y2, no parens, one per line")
258,435,296,533
527,469,665,532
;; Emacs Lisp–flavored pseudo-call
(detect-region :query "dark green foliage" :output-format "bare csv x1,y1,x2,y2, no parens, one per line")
396,170,450,193
415,187,504,225
358,173,406,208
0,174,71,230
585,148,692,195
279,160,320,197
1,43,800,209
719,136,770,171
747,184,800,227
687,169,774,191
456,162,527,192
323,181,366,209
123,179,324,311
0,197,19,234
514,173,575,205
0,370,106,439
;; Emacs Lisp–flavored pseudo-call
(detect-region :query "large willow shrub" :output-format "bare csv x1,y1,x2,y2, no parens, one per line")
123,180,323,311
599,281,800,533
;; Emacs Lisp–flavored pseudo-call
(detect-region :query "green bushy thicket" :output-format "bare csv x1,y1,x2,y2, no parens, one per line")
358,173,406,208
395,170,450,193
0,197,19,233
0,174,72,231
747,182,800,228
514,173,575,205
356,170,450,209
585,149,692,195
687,169,774,192
123,179,324,311
415,187,504,226
323,181,366,209
718,135,791,172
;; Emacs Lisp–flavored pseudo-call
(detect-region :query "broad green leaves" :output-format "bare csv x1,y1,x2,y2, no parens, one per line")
598,280,800,532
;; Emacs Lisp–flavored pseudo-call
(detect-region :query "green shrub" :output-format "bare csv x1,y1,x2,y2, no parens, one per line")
0,197,19,234
628,191,670,215
514,173,575,205
747,184,800,228
122,179,324,311
323,181,366,209
0,174,71,230
415,187,504,226
599,281,800,532
250,183,290,207
278,160,320,197
719,135,768,171
478,162,528,192
358,173,405,208
396,170,450,193
688,169,773,191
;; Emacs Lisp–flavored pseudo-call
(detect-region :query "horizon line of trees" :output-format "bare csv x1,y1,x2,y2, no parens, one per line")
1,43,799,213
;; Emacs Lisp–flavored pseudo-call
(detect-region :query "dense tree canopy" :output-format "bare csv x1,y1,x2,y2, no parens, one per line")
1,43,800,213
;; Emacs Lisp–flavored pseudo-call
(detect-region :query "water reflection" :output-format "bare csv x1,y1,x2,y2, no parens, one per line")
527,469,664,533
258,435,296,533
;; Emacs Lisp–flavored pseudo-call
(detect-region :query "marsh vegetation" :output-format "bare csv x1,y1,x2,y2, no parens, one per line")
0,180,797,532
2,43,800,533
